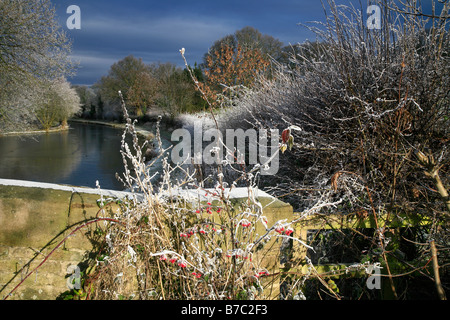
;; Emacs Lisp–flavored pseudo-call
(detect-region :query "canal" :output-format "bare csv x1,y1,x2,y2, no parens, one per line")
0,122,163,190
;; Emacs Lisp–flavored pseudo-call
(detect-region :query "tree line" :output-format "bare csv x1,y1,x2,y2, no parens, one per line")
75,58,207,121
77,26,301,121
0,0,302,131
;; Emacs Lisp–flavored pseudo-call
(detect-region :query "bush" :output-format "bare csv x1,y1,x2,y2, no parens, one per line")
231,0,449,299
78,93,304,300
35,78,81,130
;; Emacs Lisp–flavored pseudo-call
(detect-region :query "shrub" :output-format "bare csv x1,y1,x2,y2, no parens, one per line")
233,0,449,299
81,93,304,300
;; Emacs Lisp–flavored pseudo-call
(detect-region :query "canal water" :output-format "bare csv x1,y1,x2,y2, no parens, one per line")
0,122,167,190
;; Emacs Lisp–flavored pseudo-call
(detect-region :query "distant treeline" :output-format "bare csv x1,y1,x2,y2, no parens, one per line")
73,26,307,121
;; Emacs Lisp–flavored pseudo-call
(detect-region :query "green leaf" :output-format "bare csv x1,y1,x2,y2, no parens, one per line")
327,279,339,293
287,135,294,150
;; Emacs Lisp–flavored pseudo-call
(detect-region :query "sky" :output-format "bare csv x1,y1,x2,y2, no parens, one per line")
51,0,443,86
51,0,337,85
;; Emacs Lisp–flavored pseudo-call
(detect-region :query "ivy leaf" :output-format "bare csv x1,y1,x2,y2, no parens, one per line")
327,279,340,293
287,135,294,150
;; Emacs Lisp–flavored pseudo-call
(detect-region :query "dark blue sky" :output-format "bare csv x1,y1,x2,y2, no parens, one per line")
51,0,337,85
52,0,442,85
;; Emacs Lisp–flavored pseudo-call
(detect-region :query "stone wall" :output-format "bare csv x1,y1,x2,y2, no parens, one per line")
0,179,131,300
0,179,293,300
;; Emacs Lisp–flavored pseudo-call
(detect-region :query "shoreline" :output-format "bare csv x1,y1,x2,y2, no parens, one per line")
0,118,155,141
68,118,155,140
0,125,70,137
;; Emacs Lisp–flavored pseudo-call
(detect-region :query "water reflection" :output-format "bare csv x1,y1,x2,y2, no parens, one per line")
0,122,130,190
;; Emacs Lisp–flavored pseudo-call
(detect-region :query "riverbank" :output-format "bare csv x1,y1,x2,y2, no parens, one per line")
68,118,155,141
0,125,70,137
0,118,157,141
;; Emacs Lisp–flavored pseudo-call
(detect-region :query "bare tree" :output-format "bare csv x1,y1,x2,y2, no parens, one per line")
34,78,81,130
0,0,74,80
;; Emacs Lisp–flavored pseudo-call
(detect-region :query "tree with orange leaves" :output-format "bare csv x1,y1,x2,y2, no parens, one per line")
199,27,279,107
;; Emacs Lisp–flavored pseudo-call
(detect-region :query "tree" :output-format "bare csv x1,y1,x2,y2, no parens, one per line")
35,78,81,130
0,0,74,80
198,27,282,107
205,26,283,63
127,71,158,116
153,62,205,117
55,80,81,127
202,43,270,106
235,26,284,60
0,0,74,131
199,28,278,107
96,55,157,117
73,85,98,118
0,76,39,132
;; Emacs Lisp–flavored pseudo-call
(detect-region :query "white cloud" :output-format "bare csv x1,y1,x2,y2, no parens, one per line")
71,54,117,66
69,53,118,84
82,15,237,47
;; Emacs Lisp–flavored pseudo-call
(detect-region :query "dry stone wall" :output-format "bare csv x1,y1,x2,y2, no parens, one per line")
0,179,293,300
0,180,130,300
